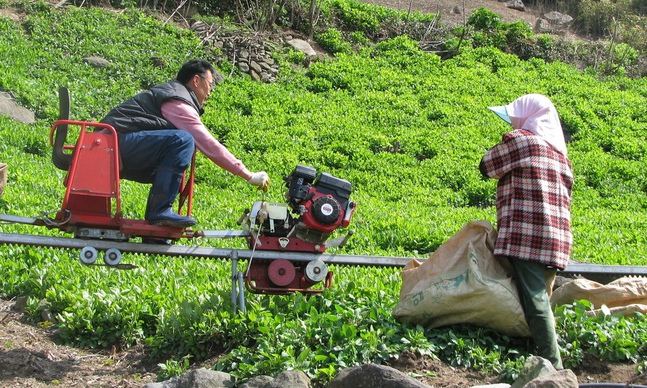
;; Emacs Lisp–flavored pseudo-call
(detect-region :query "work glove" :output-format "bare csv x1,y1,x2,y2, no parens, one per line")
247,171,270,192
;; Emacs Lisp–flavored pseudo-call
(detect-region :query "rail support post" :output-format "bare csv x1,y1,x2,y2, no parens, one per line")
230,251,246,313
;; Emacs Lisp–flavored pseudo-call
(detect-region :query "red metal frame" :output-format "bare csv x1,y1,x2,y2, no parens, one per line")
49,119,195,240
245,260,334,295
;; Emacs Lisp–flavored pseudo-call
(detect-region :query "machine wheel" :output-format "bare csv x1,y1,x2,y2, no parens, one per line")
80,246,98,265
267,259,296,287
305,258,328,282
104,248,122,266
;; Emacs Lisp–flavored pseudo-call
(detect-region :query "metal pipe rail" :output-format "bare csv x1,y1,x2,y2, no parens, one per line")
0,232,412,267
0,232,645,280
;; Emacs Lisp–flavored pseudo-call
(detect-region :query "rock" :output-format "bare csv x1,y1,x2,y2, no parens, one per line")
238,62,250,72
249,60,263,75
506,0,525,12
535,12,573,34
239,375,274,388
239,49,249,59
287,38,317,57
0,92,36,124
83,55,111,68
12,296,27,313
524,369,578,388
144,368,235,388
190,20,209,33
534,18,553,34
543,11,573,27
471,384,511,388
250,69,261,82
329,363,430,388
511,357,555,388
268,370,310,388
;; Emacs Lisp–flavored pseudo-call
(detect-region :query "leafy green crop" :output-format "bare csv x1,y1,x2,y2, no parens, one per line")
0,4,646,385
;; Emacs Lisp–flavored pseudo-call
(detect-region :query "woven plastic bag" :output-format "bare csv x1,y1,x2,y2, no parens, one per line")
551,277,647,316
393,221,531,337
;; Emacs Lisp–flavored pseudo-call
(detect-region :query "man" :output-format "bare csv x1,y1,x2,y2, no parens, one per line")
102,60,269,229
479,94,573,369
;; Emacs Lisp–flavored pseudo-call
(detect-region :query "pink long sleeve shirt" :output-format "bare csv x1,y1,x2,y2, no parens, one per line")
161,100,252,181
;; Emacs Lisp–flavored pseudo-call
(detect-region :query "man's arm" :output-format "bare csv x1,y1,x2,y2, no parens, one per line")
161,100,253,181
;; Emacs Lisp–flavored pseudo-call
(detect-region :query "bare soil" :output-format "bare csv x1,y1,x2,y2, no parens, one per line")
0,299,156,387
363,0,541,27
2,298,646,387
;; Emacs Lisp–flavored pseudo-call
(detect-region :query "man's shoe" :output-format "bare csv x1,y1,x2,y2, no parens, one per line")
148,208,196,228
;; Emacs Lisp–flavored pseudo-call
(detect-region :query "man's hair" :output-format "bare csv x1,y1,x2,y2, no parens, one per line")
176,59,224,85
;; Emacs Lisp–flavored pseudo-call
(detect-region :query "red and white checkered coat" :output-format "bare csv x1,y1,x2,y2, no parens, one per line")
480,129,573,270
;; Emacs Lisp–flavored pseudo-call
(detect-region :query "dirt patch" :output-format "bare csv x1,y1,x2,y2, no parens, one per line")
2,298,646,387
363,0,540,28
0,299,156,387
0,7,24,22
388,350,499,387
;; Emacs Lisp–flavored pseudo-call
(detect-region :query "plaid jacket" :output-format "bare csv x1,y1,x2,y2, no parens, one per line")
480,129,573,269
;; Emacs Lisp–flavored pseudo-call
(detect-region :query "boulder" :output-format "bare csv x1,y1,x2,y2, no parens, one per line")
144,368,235,388
269,370,311,388
524,369,578,388
287,38,317,57
543,11,573,27
83,55,111,68
239,375,274,388
329,363,430,388
511,357,555,388
535,12,573,34
506,0,525,12
239,371,310,388
0,92,36,124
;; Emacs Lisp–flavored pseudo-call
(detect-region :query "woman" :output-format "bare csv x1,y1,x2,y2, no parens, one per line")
480,94,573,369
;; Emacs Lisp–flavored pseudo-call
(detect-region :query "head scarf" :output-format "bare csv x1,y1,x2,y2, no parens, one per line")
489,94,568,156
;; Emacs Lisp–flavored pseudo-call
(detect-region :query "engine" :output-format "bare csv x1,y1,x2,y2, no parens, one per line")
241,165,356,294
245,165,355,251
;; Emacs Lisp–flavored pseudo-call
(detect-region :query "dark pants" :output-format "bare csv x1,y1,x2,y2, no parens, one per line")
509,258,563,369
118,130,195,219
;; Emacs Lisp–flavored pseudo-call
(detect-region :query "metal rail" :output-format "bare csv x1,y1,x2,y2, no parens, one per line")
0,232,645,281
0,232,413,267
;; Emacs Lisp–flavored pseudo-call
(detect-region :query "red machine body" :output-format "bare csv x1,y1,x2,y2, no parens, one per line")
244,165,356,294
49,118,196,241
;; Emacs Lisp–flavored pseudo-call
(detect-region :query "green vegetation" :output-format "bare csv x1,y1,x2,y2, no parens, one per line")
0,3,645,385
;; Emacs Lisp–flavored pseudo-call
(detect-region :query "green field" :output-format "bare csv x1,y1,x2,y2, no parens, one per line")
0,3,645,384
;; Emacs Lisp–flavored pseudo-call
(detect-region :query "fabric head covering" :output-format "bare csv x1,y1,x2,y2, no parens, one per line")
489,94,568,156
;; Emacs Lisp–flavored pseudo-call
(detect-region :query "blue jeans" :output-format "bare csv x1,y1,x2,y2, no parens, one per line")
118,130,195,220
118,130,194,183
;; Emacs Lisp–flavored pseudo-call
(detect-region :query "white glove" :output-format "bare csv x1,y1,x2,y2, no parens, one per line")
247,171,270,192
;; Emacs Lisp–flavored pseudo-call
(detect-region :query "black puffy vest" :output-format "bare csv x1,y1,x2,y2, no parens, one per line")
101,80,203,133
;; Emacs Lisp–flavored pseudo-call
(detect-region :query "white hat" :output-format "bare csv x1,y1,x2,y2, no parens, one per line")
488,106,511,124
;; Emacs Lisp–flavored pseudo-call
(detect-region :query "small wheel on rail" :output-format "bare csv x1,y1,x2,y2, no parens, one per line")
104,248,122,266
80,246,98,265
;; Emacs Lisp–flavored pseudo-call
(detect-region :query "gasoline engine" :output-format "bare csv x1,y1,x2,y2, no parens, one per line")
241,165,356,294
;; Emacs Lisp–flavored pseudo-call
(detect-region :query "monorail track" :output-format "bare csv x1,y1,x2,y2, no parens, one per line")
0,232,644,283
